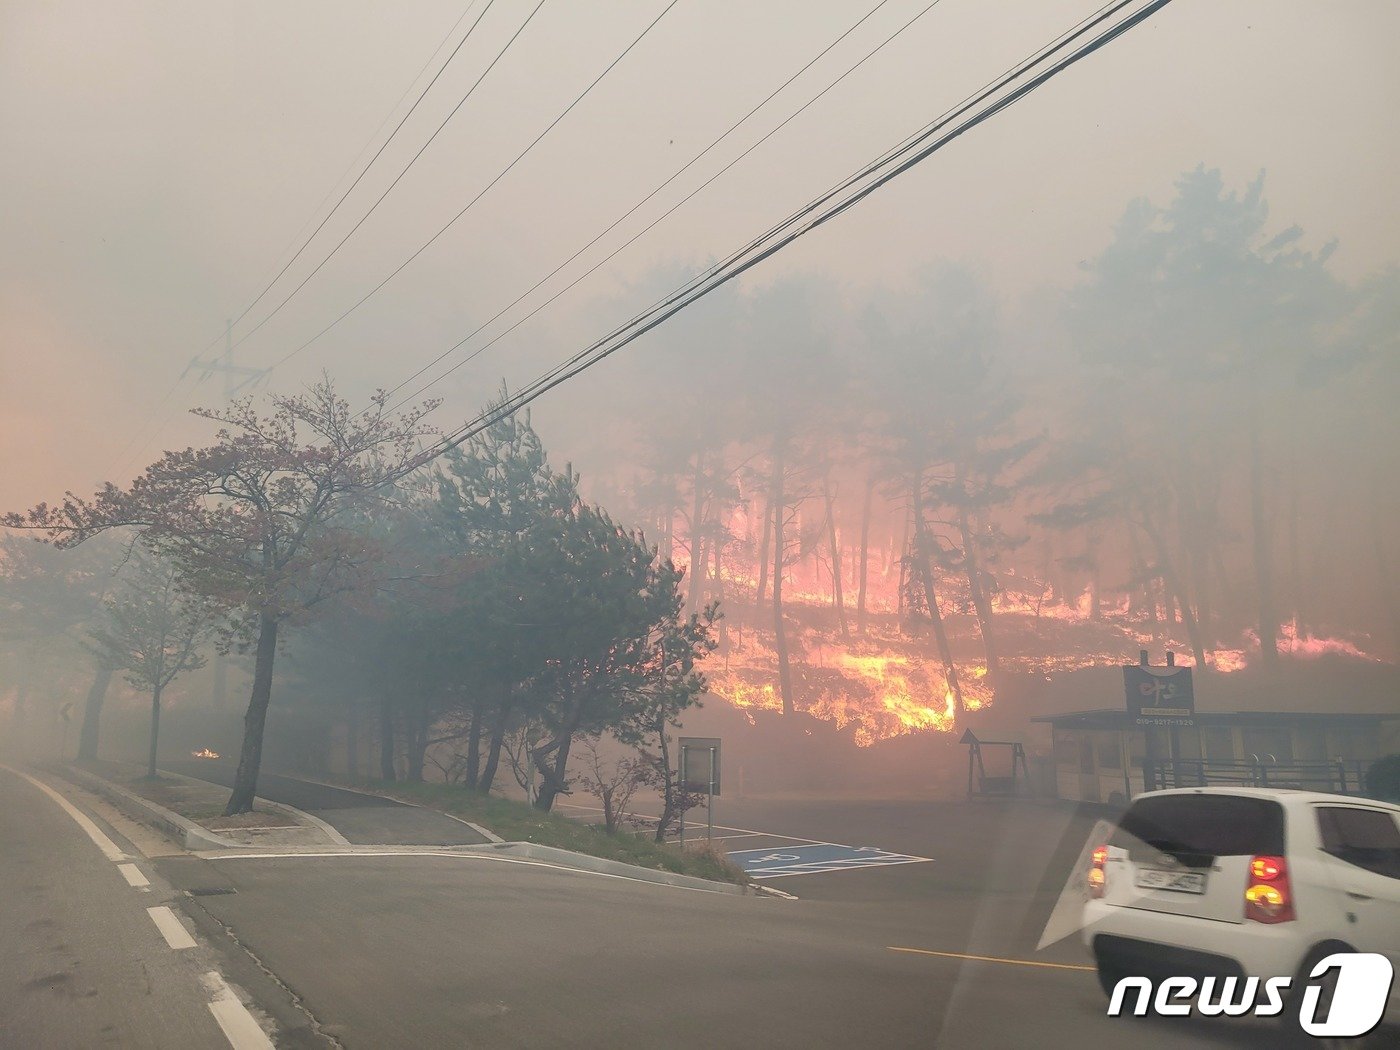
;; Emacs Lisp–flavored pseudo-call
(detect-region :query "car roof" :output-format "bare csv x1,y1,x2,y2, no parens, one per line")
1132,786,1400,814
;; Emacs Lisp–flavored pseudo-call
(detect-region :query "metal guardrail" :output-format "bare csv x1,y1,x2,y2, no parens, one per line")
1143,757,1369,795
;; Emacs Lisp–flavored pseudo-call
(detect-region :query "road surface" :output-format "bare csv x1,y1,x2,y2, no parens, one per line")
0,763,264,1050
7,765,1353,1048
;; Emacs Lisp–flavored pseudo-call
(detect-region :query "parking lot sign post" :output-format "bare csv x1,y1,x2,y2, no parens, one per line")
1126,650,1195,790
678,737,720,847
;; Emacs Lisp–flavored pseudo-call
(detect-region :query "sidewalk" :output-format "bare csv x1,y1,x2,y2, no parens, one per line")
163,761,489,847
75,760,342,849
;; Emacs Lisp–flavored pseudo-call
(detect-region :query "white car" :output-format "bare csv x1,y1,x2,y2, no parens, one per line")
1081,787,1400,1037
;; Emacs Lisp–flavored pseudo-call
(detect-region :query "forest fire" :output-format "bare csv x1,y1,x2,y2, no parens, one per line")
191,748,220,759
705,631,993,747
682,495,1385,746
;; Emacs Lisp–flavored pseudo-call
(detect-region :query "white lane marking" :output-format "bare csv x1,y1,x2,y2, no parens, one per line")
255,798,351,846
201,850,737,894
726,841,848,857
147,905,197,950
200,972,274,1050
750,857,935,879
118,863,150,888
436,810,505,843
555,802,834,846
0,764,126,862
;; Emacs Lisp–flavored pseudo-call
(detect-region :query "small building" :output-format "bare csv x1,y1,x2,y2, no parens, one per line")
1033,709,1400,805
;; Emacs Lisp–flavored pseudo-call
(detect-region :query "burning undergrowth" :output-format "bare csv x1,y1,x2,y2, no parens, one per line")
697,597,1384,748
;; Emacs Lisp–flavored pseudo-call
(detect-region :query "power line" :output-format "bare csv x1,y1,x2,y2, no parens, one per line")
224,0,497,337
100,3,489,483
418,0,1174,463
262,0,682,374
228,0,546,359
383,0,957,414
379,0,899,409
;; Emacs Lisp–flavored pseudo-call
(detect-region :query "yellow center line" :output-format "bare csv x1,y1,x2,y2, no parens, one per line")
887,946,1095,972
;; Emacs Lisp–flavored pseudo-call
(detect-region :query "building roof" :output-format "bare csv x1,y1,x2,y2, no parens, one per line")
1032,709,1400,729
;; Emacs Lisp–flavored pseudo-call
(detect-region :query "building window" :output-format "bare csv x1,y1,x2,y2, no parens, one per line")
1203,727,1234,764
1095,735,1122,770
1054,732,1080,768
1242,727,1293,765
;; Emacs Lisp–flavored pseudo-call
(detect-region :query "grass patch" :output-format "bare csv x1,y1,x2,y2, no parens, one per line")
356,780,749,887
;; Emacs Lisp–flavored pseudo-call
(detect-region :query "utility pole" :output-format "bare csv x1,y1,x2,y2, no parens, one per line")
184,320,270,401
183,321,270,708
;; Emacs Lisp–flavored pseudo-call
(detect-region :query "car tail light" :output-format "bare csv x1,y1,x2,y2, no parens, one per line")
1088,845,1108,899
1244,854,1295,923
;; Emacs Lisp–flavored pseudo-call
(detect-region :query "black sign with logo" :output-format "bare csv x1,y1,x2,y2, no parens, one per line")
1123,666,1195,726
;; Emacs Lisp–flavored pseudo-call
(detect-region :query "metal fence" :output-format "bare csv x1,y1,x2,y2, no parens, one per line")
1143,757,1371,795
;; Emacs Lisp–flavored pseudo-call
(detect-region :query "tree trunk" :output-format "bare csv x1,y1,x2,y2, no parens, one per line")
464,703,482,789
1139,512,1207,669
771,442,795,718
145,682,164,779
345,706,360,780
76,664,114,761
687,449,705,615
823,474,848,639
1249,410,1279,666
478,689,511,794
911,478,963,714
955,472,998,686
533,686,584,812
406,701,428,783
378,693,396,782
654,717,678,843
1087,531,1102,622
533,736,574,813
856,475,874,635
755,493,772,607
712,528,729,650
224,613,279,815
1288,441,1304,638
1371,501,1400,658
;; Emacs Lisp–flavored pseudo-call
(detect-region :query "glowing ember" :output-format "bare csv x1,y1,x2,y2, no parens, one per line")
191,748,220,759
708,638,993,746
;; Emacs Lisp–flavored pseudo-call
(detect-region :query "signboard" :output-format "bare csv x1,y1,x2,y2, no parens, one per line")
678,736,721,796
1123,665,1195,726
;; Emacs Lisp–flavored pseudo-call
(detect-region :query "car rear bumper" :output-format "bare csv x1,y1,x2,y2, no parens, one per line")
1091,933,1245,983
1082,900,1307,980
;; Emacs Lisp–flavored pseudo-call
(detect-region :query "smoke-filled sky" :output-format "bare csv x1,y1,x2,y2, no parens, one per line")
2,0,1397,513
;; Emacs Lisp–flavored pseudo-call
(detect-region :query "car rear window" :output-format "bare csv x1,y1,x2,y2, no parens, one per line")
1112,794,1285,863
1316,807,1400,879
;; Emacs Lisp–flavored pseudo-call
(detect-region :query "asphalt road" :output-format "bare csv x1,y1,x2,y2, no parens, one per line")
163,761,486,846
7,767,1378,1048
161,799,1301,1049
0,764,243,1050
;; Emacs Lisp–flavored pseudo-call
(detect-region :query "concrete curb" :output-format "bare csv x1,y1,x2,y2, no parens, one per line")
253,797,352,847
481,841,760,896
59,764,241,852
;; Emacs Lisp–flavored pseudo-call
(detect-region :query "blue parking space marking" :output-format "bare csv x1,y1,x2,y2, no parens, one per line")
728,842,933,879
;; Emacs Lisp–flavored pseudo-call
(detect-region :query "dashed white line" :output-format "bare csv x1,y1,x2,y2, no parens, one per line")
200,972,275,1050
0,764,126,861
147,905,197,950
118,862,150,888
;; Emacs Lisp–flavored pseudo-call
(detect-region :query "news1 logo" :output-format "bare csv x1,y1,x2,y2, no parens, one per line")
1107,953,1394,1037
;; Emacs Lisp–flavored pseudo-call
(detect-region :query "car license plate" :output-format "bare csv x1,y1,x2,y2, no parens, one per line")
1135,868,1206,894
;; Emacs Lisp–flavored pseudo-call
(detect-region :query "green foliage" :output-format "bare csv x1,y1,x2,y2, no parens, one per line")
89,543,218,697
359,779,748,885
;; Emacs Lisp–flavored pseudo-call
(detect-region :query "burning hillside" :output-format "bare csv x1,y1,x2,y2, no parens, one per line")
667,501,1386,747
